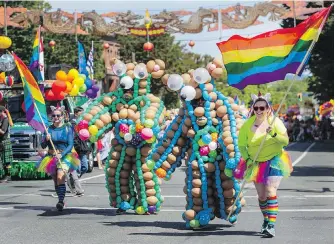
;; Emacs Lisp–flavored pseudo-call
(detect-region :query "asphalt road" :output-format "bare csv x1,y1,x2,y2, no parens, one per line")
0,141,333,244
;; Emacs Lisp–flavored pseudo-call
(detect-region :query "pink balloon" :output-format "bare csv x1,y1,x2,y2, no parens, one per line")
153,65,160,72
199,146,209,156
141,128,153,140
119,124,129,134
78,120,89,130
79,129,90,141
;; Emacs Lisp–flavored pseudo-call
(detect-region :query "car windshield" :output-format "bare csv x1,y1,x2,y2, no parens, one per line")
7,94,71,123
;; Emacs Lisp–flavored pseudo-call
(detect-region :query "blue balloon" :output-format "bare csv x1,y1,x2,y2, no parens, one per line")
85,78,93,89
202,134,212,144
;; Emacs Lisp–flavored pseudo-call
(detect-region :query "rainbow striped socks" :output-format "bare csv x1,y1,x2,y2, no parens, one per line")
258,199,268,222
267,196,278,226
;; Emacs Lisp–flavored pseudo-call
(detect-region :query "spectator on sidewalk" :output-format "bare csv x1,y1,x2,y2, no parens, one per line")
0,106,13,183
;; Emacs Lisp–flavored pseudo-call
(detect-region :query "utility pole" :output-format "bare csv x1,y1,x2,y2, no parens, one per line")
4,0,7,36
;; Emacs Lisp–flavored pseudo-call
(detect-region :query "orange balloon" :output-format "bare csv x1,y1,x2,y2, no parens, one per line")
56,70,68,82
65,81,72,93
0,72,5,83
156,168,167,178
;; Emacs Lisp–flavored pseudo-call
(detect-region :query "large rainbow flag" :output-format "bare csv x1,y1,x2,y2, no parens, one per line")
13,52,48,132
217,7,332,90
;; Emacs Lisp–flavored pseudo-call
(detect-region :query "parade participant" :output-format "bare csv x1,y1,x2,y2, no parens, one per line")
36,106,80,211
72,107,89,176
0,106,13,182
234,93,292,237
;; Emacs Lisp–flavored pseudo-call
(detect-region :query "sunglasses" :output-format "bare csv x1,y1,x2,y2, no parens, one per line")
253,106,266,111
52,114,62,118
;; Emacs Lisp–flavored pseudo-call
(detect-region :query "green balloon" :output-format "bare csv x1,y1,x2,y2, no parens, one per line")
190,220,200,228
79,84,87,93
209,150,217,158
89,135,97,143
146,160,155,170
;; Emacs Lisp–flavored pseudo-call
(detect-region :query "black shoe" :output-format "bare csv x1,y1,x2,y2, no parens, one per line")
116,208,126,215
56,201,64,211
76,192,84,197
264,224,275,237
261,220,269,234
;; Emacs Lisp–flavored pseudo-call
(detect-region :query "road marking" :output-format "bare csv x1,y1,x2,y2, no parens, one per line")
0,194,332,199
292,142,316,167
79,173,105,182
287,142,297,148
0,206,333,213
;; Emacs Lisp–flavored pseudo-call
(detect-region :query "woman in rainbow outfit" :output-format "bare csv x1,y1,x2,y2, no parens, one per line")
234,93,292,238
36,106,80,211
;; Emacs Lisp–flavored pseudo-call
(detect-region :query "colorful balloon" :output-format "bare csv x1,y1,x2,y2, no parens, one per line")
79,129,90,141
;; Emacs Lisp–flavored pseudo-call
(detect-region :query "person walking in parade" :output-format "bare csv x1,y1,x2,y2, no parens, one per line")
36,106,80,211
72,107,89,177
234,93,293,238
0,106,13,183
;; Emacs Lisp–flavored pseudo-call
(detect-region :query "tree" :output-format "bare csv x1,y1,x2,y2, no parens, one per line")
1,1,105,81
280,1,334,103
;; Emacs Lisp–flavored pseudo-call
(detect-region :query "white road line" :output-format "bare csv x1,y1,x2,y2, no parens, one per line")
0,206,333,212
287,142,297,148
292,142,316,167
79,173,105,182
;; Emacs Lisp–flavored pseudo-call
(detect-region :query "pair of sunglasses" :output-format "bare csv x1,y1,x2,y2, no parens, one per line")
52,114,62,118
253,106,266,111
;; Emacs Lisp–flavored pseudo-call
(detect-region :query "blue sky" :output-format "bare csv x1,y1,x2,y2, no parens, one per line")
49,0,284,58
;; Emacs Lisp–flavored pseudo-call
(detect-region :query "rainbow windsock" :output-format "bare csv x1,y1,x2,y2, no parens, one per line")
29,26,44,82
13,52,48,132
217,7,332,90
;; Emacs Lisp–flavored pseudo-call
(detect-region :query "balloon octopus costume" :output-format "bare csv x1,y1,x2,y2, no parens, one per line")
146,58,247,229
78,60,167,215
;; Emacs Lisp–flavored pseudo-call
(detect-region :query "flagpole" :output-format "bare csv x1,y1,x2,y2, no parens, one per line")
32,102,65,170
11,51,65,171
226,5,333,222
4,0,7,36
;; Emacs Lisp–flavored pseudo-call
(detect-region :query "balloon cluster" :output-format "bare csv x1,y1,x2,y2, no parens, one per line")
45,69,99,101
77,59,168,215
0,72,14,87
146,58,246,228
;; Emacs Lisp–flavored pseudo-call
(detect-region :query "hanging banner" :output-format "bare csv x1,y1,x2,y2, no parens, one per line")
129,27,165,36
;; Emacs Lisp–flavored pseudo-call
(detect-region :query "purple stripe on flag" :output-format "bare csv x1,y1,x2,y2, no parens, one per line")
231,62,301,90
26,103,35,122
29,119,45,132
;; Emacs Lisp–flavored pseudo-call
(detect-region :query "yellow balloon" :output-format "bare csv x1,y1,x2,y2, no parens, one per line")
88,125,99,136
135,206,145,215
73,77,85,86
67,69,79,82
69,85,79,96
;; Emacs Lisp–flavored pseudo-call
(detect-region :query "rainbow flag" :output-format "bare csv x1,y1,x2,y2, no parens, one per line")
217,7,332,90
13,52,48,132
29,26,44,82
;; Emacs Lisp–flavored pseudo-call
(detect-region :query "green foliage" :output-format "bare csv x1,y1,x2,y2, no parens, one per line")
0,0,52,10
5,26,105,80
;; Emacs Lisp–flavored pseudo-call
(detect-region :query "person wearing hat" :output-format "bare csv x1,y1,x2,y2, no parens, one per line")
0,105,13,183
233,93,293,238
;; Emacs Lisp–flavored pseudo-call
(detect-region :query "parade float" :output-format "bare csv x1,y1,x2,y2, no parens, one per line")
145,58,246,228
79,59,167,214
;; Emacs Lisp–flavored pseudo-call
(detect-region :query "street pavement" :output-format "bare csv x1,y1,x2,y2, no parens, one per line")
0,141,333,244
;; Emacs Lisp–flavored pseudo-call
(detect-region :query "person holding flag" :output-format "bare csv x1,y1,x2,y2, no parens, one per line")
38,106,80,211
12,52,79,211
233,93,292,237
217,5,333,238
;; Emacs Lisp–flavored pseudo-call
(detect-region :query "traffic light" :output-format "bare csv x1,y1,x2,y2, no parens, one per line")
297,93,302,102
